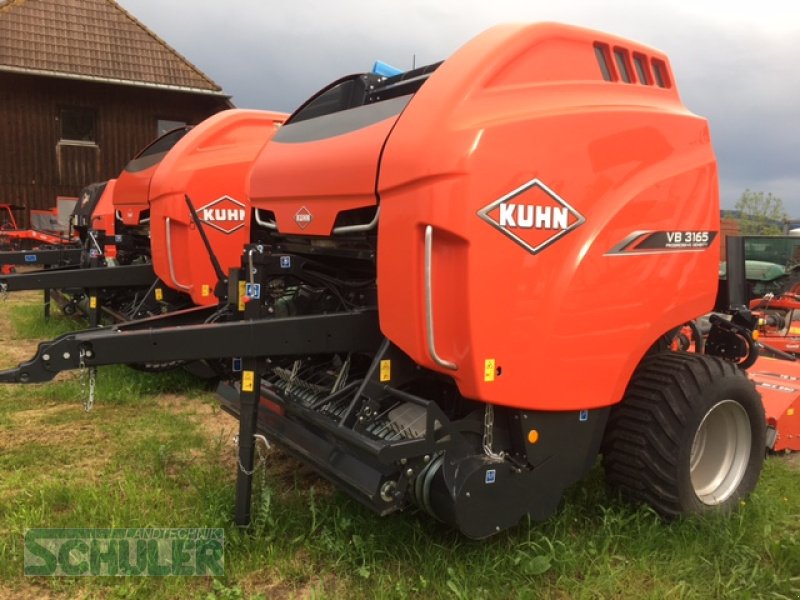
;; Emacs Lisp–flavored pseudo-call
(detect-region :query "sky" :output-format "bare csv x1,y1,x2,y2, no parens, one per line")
120,0,800,214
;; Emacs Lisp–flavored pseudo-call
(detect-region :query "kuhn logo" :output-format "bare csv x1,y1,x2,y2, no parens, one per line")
294,206,312,229
197,195,246,234
477,179,584,254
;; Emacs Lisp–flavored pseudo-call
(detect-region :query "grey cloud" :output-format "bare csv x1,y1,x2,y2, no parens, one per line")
121,0,799,212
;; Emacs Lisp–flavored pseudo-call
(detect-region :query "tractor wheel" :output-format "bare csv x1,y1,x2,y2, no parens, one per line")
602,352,765,517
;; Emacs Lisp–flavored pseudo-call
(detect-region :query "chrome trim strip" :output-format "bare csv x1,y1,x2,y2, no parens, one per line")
604,230,715,256
604,230,651,255
254,209,277,230
114,210,150,224
332,207,380,234
424,225,457,371
165,217,192,291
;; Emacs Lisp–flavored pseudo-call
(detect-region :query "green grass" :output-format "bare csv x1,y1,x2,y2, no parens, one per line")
8,301,85,340
1,301,800,598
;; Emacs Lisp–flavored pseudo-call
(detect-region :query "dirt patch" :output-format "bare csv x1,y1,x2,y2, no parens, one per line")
156,393,239,469
0,583,64,600
155,393,337,495
776,451,800,471
2,405,106,451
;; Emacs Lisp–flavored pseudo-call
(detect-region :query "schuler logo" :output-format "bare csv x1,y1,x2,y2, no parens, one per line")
477,179,585,254
197,195,246,234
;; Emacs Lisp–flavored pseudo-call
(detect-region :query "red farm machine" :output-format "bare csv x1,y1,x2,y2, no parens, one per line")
0,109,286,327
0,200,81,274
730,236,800,452
0,23,771,538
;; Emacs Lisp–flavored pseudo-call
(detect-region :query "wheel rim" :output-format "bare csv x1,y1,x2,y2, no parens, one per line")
690,399,752,505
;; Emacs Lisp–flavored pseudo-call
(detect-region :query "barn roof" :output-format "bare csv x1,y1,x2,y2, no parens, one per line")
0,0,228,96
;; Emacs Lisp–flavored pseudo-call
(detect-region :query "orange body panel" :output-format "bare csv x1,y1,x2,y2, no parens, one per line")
247,23,719,412
113,159,154,226
248,112,394,235
149,110,286,305
89,179,118,257
90,178,117,235
749,357,800,452
378,24,718,411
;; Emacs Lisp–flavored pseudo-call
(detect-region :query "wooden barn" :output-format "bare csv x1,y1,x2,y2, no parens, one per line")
0,0,232,225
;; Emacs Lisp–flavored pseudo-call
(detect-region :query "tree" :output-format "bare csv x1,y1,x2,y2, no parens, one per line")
734,189,787,235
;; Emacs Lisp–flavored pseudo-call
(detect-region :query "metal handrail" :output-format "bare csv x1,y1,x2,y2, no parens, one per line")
164,217,192,291
424,225,457,371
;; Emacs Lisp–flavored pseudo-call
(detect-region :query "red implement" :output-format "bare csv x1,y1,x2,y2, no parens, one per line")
749,357,800,451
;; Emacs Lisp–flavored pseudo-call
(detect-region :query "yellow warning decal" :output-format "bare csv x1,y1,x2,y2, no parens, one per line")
790,327,800,335
789,408,795,417
380,360,391,382
202,284,210,297
242,370,255,392
155,288,163,301
238,281,246,311
484,359,496,382
89,296,97,309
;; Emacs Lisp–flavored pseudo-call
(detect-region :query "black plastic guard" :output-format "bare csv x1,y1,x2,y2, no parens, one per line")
432,407,610,539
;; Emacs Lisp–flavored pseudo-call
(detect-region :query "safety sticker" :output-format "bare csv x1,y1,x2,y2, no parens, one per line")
484,359,496,382
232,358,242,372
280,256,291,269
242,370,255,392
579,409,589,422
246,283,261,299
115,234,123,243
89,296,97,309
24,255,36,263
237,281,246,311
201,284,210,297
380,360,391,382
607,231,717,255
485,469,496,484
155,288,163,301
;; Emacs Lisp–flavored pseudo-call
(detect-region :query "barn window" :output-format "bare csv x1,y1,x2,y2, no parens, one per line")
60,108,96,142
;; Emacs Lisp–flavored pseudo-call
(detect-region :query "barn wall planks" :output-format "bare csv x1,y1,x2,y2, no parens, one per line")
0,71,229,225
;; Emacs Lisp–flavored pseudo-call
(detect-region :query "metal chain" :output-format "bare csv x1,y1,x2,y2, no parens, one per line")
234,433,271,475
78,348,97,412
86,367,97,412
483,404,505,460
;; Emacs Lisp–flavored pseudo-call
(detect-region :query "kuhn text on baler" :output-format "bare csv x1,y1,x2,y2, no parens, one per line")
0,23,765,538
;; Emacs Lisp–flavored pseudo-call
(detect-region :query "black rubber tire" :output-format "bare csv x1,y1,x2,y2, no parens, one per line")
602,352,765,518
